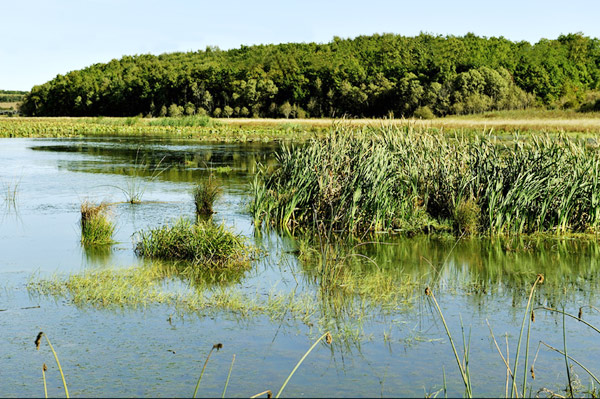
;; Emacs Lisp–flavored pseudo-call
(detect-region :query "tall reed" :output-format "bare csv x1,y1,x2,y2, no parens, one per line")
252,126,600,236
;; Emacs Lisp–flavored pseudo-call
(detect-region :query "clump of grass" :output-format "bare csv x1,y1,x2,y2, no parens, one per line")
80,201,115,245
193,177,222,216
453,197,480,236
135,218,253,269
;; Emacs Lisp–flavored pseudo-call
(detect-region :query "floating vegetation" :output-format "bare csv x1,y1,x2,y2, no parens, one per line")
252,125,600,236
80,201,115,246
193,176,222,216
134,218,254,269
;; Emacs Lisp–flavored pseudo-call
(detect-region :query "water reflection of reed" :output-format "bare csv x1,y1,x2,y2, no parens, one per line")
296,233,600,309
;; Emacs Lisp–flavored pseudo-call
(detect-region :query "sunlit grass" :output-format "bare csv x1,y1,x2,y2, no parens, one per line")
80,201,115,246
134,218,255,269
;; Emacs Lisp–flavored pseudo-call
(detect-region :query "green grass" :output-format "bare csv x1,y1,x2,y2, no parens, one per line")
193,177,222,216
252,125,600,236
149,115,218,127
80,201,115,245
134,218,254,269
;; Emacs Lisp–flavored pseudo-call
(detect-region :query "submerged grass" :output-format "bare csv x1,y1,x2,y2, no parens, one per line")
252,125,600,236
80,201,115,245
134,218,254,269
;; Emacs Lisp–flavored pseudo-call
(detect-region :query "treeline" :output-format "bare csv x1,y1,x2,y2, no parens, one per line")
20,33,600,118
0,90,27,103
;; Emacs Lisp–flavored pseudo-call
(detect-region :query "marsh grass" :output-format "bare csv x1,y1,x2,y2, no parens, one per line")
193,176,222,216
135,218,254,269
80,201,115,245
252,125,600,236
149,115,218,128
108,150,168,204
2,178,20,210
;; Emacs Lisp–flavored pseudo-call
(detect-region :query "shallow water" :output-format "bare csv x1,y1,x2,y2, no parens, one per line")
1,137,600,397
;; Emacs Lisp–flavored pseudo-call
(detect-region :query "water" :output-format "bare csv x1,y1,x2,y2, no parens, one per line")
1,137,599,397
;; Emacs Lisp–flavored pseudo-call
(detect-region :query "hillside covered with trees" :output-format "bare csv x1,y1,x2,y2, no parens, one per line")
20,33,600,118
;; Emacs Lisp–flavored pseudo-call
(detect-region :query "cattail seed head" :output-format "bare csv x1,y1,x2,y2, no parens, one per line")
325,332,333,344
530,365,535,380
578,307,583,319
213,343,223,351
536,274,544,284
35,332,43,350
531,310,535,323
43,363,47,372
425,287,431,296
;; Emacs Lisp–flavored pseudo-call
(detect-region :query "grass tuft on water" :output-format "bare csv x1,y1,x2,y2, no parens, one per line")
135,218,254,269
193,177,222,216
80,201,115,245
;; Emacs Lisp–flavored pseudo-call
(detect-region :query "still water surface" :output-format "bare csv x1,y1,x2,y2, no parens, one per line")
1,137,599,397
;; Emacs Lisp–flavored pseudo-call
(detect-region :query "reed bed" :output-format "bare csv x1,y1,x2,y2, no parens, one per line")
80,201,115,245
0,118,318,142
252,125,600,236
134,218,254,269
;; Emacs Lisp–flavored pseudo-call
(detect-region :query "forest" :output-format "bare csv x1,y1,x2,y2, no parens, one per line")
19,33,600,118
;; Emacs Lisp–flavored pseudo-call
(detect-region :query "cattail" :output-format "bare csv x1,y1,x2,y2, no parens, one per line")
325,332,333,344
213,343,223,351
35,332,43,350
425,287,431,296
531,310,535,323
536,274,544,284
578,307,583,319
530,365,535,380
43,363,47,372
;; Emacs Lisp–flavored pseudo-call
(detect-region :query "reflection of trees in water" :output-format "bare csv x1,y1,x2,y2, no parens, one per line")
36,141,280,184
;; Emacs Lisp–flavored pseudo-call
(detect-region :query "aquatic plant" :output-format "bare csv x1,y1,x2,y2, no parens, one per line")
193,176,222,216
134,218,254,269
80,201,115,245
2,178,19,208
252,125,600,236
35,332,69,398
109,150,168,204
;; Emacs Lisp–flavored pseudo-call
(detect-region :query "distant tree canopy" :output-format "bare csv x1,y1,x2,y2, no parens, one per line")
20,33,600,118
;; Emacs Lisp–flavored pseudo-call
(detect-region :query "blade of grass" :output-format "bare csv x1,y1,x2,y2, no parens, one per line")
250,390,273,398
42,363,48,399
510,274,543,399
563,308,574,398
485,320,519,397
193,343,222,398
222,354,235,399
275,332,331,398
425,287,472,397
540,342,600,386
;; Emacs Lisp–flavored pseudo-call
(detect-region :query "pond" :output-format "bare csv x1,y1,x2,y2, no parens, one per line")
1,137,599,397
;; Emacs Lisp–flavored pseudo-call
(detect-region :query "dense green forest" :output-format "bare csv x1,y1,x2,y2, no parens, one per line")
20,33,600,118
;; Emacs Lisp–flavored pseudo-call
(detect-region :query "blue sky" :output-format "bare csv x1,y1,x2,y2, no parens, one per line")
2,0,599,91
